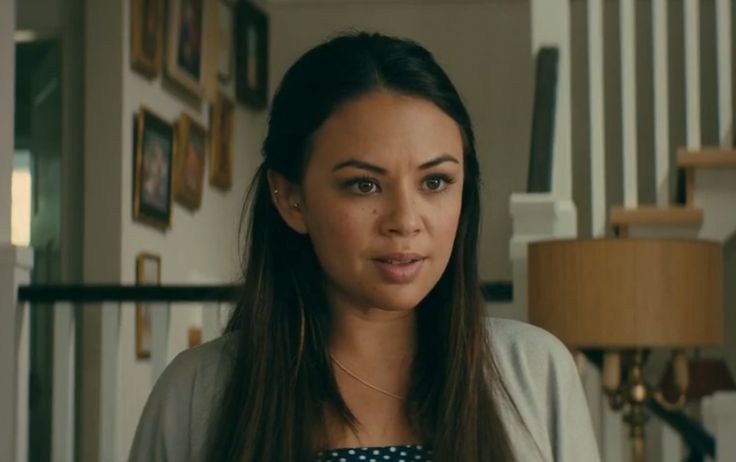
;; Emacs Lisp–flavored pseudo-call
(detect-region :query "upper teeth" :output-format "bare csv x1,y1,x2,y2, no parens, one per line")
386,259,413,264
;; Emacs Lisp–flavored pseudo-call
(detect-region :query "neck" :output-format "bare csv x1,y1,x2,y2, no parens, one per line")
329,302,417,362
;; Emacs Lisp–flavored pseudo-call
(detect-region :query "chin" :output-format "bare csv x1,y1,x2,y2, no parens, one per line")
359,284,434,312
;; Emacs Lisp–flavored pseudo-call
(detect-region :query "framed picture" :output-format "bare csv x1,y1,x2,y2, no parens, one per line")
209,92,234,189
235,1,268,109
173,113,207,210
135,253,161,359
133,106,174,230
216,1,233,82
166,0,206,96
130,0,163,77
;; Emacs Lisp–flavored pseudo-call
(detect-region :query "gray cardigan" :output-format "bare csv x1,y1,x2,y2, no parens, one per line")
128,318,602,461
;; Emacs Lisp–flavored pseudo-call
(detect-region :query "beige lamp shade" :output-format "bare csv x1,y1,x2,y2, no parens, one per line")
528,239,723,348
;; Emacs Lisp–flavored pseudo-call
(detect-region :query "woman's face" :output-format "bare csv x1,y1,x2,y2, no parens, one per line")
276,90,464,314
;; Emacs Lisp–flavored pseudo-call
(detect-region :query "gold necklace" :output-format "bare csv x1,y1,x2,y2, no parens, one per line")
330,354,406,401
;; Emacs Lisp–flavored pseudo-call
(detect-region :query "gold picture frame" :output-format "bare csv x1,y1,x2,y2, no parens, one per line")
166,0,207,97
130,0,164,77
209,92,234,190
173,113,207,210
133,106,174,231
135,253,161,359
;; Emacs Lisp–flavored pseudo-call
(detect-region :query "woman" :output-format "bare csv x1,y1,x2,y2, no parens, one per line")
129,32,600,462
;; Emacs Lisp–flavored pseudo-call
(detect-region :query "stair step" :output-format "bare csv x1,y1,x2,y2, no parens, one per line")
609,206,704,227
678,148,736,168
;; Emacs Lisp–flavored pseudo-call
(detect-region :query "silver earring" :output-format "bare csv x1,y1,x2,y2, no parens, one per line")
273,189,279,195
291,202,300,209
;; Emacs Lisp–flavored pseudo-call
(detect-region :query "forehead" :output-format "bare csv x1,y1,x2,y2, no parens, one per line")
307,90,464,171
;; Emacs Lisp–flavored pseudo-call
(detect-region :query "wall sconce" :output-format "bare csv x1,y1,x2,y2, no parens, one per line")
528,239,723,462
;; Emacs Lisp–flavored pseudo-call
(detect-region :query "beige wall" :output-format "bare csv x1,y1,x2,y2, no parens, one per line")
82,0,265,459
266,1,534,281
0,0,14,244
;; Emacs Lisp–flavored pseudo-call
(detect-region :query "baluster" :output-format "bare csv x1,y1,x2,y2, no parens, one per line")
588,0,606,236
716,0,732,147
685,0,701,149
621,0,638,207
52,302,76,462
150,302,170,382
99,302,120,462
653,0,670,206
202,302,221,342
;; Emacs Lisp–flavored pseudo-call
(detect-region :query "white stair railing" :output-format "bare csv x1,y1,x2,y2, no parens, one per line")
524,1,736,461
0,245,32,462
9,286,229,462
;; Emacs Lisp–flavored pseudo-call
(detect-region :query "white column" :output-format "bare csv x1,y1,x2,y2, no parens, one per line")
621,0,639,208
684,0,701,149
653,0,671,207
99,302,120,462
588,0,606,236
0,0,15,243
0,246,33,462
52,302,76,462
716,0,732,148
530,0,573,201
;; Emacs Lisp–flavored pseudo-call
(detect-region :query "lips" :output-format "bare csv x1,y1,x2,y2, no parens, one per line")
372,253,426,284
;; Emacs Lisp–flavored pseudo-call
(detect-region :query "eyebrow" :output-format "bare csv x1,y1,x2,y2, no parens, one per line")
331,153,460,174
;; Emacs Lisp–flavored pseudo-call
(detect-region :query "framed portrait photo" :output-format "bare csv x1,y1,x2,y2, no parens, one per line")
166,0,206,96
235,1,268,109
130,0,163,77
216,1,233,82
209,92,234,190
133,106,174,230
173,113,207,210
135,253,161,359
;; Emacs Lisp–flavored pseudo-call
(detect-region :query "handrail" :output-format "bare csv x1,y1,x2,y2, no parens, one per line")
17,281,515,304
17,284,239,303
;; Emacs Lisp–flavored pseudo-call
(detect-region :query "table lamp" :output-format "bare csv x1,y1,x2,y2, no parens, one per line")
527,238,723,462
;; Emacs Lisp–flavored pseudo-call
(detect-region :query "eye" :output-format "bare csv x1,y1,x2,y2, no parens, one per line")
422,174,455,192
345,177,380,195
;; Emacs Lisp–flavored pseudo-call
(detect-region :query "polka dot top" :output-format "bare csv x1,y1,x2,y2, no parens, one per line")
315,444,432,462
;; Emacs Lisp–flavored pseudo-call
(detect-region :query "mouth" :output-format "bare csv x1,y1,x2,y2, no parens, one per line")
371,253,427,284
373,253,426,264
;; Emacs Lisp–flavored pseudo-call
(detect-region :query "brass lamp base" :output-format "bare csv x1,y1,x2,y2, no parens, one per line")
604,350,688,462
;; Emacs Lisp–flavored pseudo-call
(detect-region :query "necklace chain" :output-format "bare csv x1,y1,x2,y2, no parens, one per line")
330,354,406,401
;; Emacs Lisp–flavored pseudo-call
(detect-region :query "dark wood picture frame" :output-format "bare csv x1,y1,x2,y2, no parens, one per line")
216,0,234,82
133,106,174,230
166,0,207,97
209,92,234,189
135,253,161,359
130,0,164,78
235,1,268,109
173,113,207,210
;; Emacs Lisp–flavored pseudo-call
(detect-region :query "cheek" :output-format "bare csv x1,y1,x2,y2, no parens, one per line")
305,203,372,257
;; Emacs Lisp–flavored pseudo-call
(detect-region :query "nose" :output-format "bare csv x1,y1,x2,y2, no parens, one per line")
380,186,422,237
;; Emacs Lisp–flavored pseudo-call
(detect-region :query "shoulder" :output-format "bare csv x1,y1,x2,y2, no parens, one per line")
486,317,579,422
486,317,576,379
128,334,237,462
486,317,601,461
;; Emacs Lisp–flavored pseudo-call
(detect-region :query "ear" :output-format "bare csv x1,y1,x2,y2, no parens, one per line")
266,170,308,235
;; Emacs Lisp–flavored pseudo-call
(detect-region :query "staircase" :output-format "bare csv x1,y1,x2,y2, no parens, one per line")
611,149,736,242
512,1,736,461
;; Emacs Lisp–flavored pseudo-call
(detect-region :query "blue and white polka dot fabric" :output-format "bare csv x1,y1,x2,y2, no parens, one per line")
315,444,432,462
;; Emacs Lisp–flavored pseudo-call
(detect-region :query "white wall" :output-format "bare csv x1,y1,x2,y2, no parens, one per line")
267,1,534,282
0,0,14,245
81,0,265,459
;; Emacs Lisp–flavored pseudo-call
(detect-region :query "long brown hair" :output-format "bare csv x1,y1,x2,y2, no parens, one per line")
205,32,520,461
